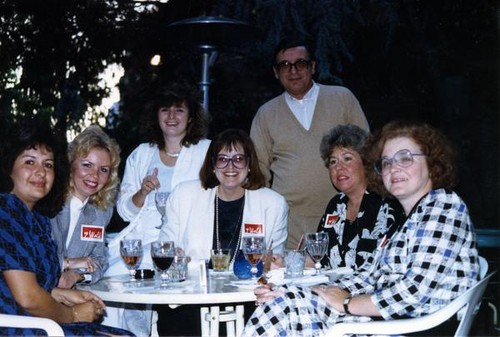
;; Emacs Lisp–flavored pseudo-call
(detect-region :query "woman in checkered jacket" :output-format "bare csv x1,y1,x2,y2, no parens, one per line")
242,121,480,336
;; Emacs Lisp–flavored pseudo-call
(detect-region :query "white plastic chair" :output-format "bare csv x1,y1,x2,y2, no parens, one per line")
200,304,245,337
478,255,499,327
0,313,65,336
326,272,495,337
479,255,488,278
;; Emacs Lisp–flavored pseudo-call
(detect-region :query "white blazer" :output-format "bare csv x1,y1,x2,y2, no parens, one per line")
159,180,289,263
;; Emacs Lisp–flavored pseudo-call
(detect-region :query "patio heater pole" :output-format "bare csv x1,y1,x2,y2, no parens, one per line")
166,16,259,118
199,46,218,114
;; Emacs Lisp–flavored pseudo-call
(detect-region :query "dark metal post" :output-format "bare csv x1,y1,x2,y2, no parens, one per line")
166,16,259,117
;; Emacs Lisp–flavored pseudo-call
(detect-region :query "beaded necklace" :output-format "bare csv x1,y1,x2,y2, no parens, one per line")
166,151,180,158
164,146,182,158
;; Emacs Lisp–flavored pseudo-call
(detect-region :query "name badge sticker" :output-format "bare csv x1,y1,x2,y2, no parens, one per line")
243,223,264,235
324,214,339,228
81,225,104,242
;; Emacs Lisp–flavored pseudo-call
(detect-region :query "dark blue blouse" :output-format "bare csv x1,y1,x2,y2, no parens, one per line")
0,193,133,336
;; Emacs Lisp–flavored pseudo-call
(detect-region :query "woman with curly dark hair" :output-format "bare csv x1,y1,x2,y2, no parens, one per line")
0,117,133,336
104,82,210,336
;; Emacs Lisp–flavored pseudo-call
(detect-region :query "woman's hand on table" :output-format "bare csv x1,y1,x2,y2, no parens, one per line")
52,287,105,308
52,288,106,322
58,270,84,289
254,284,284,305
66,256,97,273
71,301,105,322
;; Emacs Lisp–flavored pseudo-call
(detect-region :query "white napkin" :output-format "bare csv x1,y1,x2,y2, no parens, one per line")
325,267,354,281
267,269,329,286
228,279,260,289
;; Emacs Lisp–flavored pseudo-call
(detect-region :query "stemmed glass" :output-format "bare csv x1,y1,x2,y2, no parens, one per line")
155,191,170,229
241,236,265,280
305,232,329,275
151,241,175,287
120,239,143,281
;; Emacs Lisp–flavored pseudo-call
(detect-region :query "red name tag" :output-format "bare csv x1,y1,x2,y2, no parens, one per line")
81,225,104,242
324,214,339,228
243,223,263,234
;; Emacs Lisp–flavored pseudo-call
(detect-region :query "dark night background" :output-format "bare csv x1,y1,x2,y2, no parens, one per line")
114,0,500,232
0,0,498,231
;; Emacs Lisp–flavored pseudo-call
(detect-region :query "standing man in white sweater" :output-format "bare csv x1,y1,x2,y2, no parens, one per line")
250,37,369,248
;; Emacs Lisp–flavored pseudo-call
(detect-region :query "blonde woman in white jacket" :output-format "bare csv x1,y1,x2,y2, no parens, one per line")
104,82,210,337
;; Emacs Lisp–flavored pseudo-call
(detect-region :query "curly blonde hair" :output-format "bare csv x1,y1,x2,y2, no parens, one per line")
68,125,121,208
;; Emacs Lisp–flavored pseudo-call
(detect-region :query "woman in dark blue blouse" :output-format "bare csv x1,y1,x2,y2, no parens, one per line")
0,117,133,336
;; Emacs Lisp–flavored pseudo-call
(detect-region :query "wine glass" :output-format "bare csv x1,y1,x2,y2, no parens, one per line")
120,239,143,281
305,232,329,275
155,191,170,229
241,236,265,280
151,241,175,287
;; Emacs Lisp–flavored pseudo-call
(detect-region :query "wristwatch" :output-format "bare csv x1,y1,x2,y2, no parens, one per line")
343,296,352,315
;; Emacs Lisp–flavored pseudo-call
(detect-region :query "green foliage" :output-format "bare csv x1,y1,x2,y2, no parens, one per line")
0,0,141,131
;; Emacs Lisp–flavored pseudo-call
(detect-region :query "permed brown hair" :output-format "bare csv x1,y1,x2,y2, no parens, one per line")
199,129,265,190
142,82,208,149
366,120,458,197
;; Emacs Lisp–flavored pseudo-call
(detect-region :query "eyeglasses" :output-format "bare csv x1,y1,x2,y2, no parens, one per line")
374,149,425,175
275,59,311,73
214,154,249,169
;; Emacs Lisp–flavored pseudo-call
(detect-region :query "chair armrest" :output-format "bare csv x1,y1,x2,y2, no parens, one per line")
0,313,65,336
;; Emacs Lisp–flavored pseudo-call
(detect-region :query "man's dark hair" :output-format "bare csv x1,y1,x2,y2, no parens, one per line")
273,37,315,63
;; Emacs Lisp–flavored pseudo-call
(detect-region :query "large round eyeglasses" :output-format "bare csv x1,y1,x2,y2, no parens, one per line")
214,154,249,169
374,149,425,175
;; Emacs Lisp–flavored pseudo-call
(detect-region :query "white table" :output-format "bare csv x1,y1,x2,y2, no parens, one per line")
79,270,256,337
